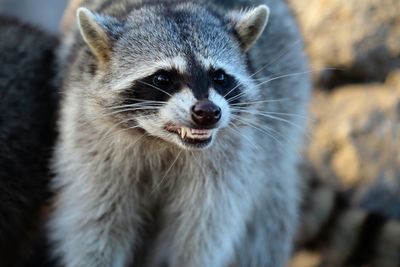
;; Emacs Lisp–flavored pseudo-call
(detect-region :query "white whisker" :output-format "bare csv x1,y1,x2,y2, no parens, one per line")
151,150,183,195
230,114,291,155
231,108,307,132
231,114,303,157
248,40,303,78
137,80,173,98
98,121,141,143
104,103,164,111
230,98,292,106
254,68,343,87
231,108,310,121
98,106,162,117
123,97,167,104
226,90,248,103
223,82,242,99
224,40,303,101
227,123,261,152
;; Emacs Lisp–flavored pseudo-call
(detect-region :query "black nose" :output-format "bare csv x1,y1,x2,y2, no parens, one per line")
191,100,222,127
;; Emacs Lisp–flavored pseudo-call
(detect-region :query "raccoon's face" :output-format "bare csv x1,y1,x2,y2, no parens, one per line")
77,3,269,150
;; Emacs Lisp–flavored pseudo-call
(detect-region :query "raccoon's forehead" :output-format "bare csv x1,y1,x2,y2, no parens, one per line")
109,4,247,78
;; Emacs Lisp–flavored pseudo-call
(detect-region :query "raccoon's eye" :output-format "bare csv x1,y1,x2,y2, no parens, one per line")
152,73,171,88
212,70,228,86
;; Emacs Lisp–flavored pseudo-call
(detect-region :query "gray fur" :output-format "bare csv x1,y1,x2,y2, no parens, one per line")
50,0,311,267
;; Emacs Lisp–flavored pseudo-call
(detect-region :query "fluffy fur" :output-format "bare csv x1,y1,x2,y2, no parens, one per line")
0,17,58,267
50,0,311,266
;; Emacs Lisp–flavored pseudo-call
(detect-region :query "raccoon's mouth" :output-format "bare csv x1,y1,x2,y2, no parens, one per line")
165,124,212,147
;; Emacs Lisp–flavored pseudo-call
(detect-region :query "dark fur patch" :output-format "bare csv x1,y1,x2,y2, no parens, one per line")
0,17,58,267
119,65,242,113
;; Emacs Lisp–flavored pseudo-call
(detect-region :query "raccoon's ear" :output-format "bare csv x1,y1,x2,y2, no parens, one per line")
77,7,113,65
227,5,270,52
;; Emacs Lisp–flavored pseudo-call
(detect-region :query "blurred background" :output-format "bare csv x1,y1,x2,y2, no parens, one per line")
1,0,399,266
289,1,400,266
0,0,67,33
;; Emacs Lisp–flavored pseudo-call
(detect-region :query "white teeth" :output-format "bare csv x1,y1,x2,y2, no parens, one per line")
191,129,210,135
166,124,212,140
178,127,212,140
180,127,188,139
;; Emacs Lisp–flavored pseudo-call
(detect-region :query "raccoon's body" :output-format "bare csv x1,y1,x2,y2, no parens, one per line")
50,0,310,266
0,17,58,267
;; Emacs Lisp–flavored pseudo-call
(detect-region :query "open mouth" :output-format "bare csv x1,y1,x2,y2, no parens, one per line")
165,124,213,147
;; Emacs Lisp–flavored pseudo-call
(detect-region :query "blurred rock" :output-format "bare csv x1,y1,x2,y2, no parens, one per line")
353,172,400,219
289,0,400,88
289,251,322,267
307,71,400,193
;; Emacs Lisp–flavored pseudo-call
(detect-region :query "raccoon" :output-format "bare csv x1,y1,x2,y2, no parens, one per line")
0,17,58,267
50,0,310,266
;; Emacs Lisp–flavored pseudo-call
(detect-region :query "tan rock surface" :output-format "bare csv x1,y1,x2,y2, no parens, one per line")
307,71,400,189
289,0,400,86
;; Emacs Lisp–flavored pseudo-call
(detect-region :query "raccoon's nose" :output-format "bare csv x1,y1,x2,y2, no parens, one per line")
191,100,221,127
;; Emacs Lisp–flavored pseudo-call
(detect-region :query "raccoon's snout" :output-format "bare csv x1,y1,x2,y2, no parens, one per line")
191,100,221,127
